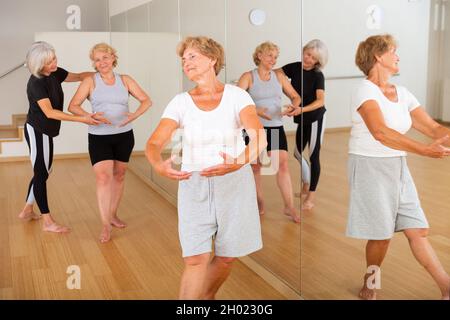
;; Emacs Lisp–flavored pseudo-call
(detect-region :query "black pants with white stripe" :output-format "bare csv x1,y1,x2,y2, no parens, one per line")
24,123,53,214
296,115,326,192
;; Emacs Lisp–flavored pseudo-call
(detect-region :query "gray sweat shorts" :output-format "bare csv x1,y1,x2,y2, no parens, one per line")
177,164,263,257
346,154,429,240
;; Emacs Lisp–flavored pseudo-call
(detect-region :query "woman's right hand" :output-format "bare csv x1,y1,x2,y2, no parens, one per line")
256,107,272,121
155,156,192,180
423,136,450,158
81,114,101,125
92,112,112,125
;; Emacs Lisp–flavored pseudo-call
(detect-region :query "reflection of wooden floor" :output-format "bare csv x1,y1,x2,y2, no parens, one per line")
129,149,301,296
249,135,301,293
0,159,284,299
302,131,450,300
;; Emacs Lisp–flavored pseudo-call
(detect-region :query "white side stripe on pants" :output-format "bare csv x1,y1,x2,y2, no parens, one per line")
25,124,36,204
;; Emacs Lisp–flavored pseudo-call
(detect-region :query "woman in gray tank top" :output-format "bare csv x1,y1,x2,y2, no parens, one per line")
69,43,152,243
238,42,301,223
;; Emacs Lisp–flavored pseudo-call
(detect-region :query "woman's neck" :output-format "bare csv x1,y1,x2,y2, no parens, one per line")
192,71,223,94
367,66,391,88
257,66,271,79
99,71,114,79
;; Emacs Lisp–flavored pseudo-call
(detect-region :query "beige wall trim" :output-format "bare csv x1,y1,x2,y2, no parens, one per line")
286,126,351,136
0,150,149,163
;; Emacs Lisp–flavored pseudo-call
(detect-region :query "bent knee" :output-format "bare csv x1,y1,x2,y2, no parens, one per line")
183,253,210,267
215,256,236,265
113,170,127,182
404,228,429,240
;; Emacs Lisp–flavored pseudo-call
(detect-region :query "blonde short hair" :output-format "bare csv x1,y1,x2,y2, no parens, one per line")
355,34,397,76
303,39,328,70
89,43,118,71
26,41,56,78
177,36,225,75
253,42,279,66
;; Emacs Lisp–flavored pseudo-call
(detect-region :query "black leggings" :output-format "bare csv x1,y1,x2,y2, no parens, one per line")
296,116,325,192
24,123,53,214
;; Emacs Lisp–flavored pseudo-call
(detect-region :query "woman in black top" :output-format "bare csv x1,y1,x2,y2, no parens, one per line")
279,39,328,210
19,41,103,233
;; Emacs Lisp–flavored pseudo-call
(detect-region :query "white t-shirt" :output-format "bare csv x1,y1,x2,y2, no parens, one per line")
162,84,255,171
349,79,420,157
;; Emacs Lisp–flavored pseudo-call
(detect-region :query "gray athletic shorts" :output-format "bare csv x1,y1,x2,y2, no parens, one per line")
177,164,263,258
346,154,429,240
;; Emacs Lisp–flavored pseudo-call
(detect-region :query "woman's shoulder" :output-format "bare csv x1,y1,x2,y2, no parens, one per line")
226,83,250,96
27,74,45,90
354,79,375,91
284,61,301,69
313,68,324,77
169,91,189,106
352,79,381,99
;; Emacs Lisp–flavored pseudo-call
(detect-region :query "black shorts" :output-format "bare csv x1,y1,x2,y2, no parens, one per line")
88,130,135,166
243,126,288,152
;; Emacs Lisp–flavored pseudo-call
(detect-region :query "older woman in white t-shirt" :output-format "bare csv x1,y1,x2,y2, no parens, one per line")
348,34,450,300
146,36,267,300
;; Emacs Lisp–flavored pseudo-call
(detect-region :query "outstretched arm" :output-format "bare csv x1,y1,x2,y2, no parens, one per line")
359,100,450,158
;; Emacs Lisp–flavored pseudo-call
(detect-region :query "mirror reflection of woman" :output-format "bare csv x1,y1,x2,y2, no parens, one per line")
146,37,266,299
348,34,450,300
69,43,152,243
277,39,328,211
238,42,301,223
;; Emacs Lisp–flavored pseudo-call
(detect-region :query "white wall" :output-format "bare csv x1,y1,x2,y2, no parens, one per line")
304,0,431,128
0,0,109,125
111,32,182,150
108,0,153,16
179,0,226,90
226,0,301,132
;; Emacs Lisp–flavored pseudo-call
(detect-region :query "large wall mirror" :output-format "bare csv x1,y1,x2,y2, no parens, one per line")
110,0,302,298
300,0,450,299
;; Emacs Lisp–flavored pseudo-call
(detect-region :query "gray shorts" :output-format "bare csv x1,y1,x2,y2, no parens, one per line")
177,164,263,257
346,154,429,240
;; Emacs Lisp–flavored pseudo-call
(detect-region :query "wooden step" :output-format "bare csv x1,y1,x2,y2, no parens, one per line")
0,113,27,154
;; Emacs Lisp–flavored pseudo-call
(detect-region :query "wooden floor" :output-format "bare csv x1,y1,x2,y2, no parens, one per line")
301,130,450,300
0,159,285,299
3,131,447,300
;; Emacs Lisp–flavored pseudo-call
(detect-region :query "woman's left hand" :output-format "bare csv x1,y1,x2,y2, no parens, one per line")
119,112,138,127
200,152,243,177
286,106,302,117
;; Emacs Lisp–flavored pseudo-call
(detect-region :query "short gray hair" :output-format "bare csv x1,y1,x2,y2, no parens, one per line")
26,41,56,78
303,39,328,70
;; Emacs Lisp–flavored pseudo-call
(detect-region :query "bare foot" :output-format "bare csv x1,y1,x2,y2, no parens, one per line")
99,225,112,243
302,200,314,211
359,274,377,300
111,216,127,228
18,210,41,221
43,222,70,233
284,208,301,223
359,286,376,300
